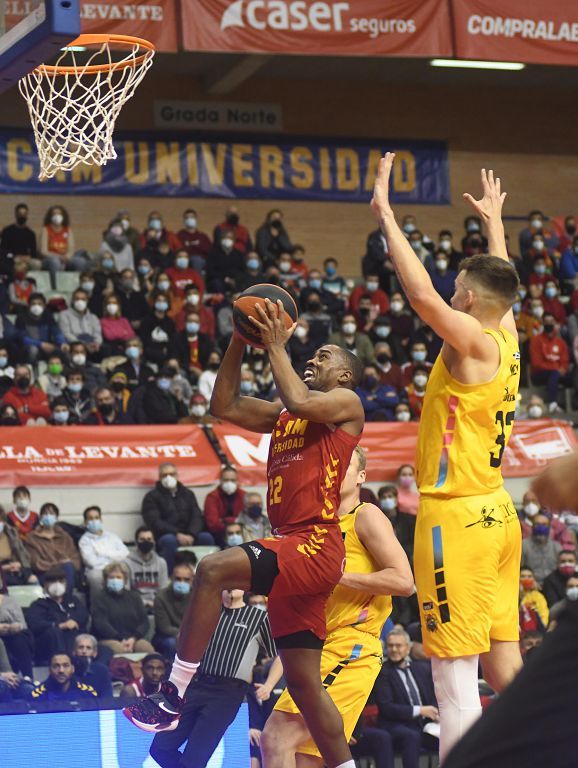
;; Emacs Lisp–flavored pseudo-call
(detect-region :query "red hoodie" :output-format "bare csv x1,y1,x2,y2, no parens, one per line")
530,331,569,373
3,385,51,424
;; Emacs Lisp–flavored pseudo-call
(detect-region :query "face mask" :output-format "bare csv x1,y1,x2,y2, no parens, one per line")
81,281,94,293
559,564,576,577
161,474,177,490
403,222,416,234
137,540,155,555
390,300,403,313
67,381,82,394
566,223,576,235
186,322,200,335
0,356,7,369
410,241,422,252
16,214,27,226
51,214,64,226
240,380,254,394
107,578,125,593
102,258,114,270
191,404,206,418
293,325,307,340
30,304,44,317
157,378,172,392
467,221,480,233
307,301,321,313
375,326,391,339
106,304,119,316
364,375,378,389
512,302,521,314
227,213,240,226
520,577,534,590
532,524,550,538
208,362,220,371
137,264,150,275
279,261,291,273
531,218,543,230
53,410,70,424
149,218,162,231
47,581,66,598
365,281,379,293
74,300,87,313
110,226,123,238
544,287,557,299
186,294,200,307
414,374,428,388
221,238,234,250
0,522,4,535
399,475,414,488
16,376,30,390
247,504,263,519
342,322,356,336
533,240,545,252
412,350,427,362
48,362,63,376
528,405,543,419
86,519,102,534
185,216,197,229
155,301,169,313
534,264,546,276
309,278,322,291
126,346,140,360
40,513,57,527
111,381,125,393
173,580,191,595
531,305,544,318
227,534,243,547
176,257,189,270
524,502,540,517
221,480,237,496
121,218,130,231
566,587,578,601
15,497,29,510
543,323,555,334
396,411,411,422
436,260,448,271
157,280,170,292
439,239,452,252
519,287,527,299
325,265,337,276
376,353,391,365
380,497,397,512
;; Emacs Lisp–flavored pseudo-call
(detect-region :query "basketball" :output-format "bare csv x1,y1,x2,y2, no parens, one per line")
233,283,299,348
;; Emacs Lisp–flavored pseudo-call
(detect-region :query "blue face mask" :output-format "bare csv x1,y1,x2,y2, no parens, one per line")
412,351,427,362
240,380,253,394
107,578,125,593
533,524,550,538
155,301,169,313
512,301,521,314
86,519,102,534
186,322,200,335
67,382,82,394
137,264,150,275
102,258,114,270
325,265,336,277
40,513,57,527
227,534,243,547
309,279,322,291
173,581,191,596
544,287,557,299
157,378,172,391
176,257,189,270
126,346,140,360
53,410,70,424
247,259,260,271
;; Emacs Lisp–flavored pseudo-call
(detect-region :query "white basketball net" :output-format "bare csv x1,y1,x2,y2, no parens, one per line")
18,39,155,181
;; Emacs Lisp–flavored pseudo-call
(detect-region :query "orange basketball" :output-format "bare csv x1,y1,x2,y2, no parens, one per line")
233,283,299,348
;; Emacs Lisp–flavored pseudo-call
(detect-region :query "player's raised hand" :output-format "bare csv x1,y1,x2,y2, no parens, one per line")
250,298,296,349
371,152,395,220
463,168,507,222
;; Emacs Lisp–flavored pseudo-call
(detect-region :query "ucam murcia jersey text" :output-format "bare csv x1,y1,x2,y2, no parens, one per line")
266,409,359,534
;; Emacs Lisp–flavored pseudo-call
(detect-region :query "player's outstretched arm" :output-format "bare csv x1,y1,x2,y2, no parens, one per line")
340,504,414,596
251,300,364,432
371,153,492,359
463,168,518,338
209,334,282,433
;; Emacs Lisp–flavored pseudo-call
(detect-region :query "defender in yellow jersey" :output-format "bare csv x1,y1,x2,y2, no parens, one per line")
261,447,413,767
372,158,523,762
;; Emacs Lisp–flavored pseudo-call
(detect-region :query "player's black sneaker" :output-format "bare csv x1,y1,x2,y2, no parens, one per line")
123,680,183,733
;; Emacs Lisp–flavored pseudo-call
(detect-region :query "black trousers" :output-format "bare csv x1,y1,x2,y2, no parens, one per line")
150,676,248,768
444,601,578,768
351,727,395,768
3,630,34,678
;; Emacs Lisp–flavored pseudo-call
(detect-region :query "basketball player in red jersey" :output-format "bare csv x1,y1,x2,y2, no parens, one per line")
125,299,365,768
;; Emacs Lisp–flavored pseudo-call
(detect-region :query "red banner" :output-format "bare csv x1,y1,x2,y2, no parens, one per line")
182,0,452,57
452,0,578,65
5,0,179,53
0,425,220,487
211,419,577,485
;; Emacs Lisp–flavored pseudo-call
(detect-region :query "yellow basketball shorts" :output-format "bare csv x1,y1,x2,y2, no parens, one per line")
414,486,521,658
274,625,383,757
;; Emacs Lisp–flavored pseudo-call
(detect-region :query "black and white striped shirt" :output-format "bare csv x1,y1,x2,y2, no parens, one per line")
200,605,276,682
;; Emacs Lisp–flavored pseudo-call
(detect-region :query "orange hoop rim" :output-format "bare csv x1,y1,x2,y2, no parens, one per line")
36,34,155,76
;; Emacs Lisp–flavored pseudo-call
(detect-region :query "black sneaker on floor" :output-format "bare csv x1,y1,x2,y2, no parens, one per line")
123,680,183,733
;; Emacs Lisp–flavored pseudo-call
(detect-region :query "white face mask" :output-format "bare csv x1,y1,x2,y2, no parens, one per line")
380,497,397,512
186,294,200,306
436,260,448,271
532,305,544,318
185,216,197,229
294,326,307,340
72,354,86,366
221,238,234,250
51,214,64,226
342,323,356,336
528,405,543,419
366,282,379,292
221,480,237,495
161,475,177,490
396,411,411,422
47,581,66,598
414,374,428,388
15,497,29,511
390,301,403,313
30,304,44,317
191,405,206,418
106,304,119,316
74,300,87,313
439,239,452,252
524,502,540,517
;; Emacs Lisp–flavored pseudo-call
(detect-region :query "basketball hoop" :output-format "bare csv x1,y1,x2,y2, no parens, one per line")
18,34,155,181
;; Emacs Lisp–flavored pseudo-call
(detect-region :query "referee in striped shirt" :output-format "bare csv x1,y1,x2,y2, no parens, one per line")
150,588,278,768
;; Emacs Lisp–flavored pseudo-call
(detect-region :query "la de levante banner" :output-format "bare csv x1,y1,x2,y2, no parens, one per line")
0,419,572,487
0,129,450,204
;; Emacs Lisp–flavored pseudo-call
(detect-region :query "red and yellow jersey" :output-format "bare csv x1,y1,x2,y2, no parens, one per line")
326,503,392,638
267,409,359,533
416,327,520,498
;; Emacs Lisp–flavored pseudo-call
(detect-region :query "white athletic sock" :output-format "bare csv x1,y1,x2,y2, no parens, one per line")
431,656,482,764
169,655,199,698
334,762,356,768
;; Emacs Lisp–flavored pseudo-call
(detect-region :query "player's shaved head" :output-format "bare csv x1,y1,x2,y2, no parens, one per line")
333,346,364,389
459,254,519,311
